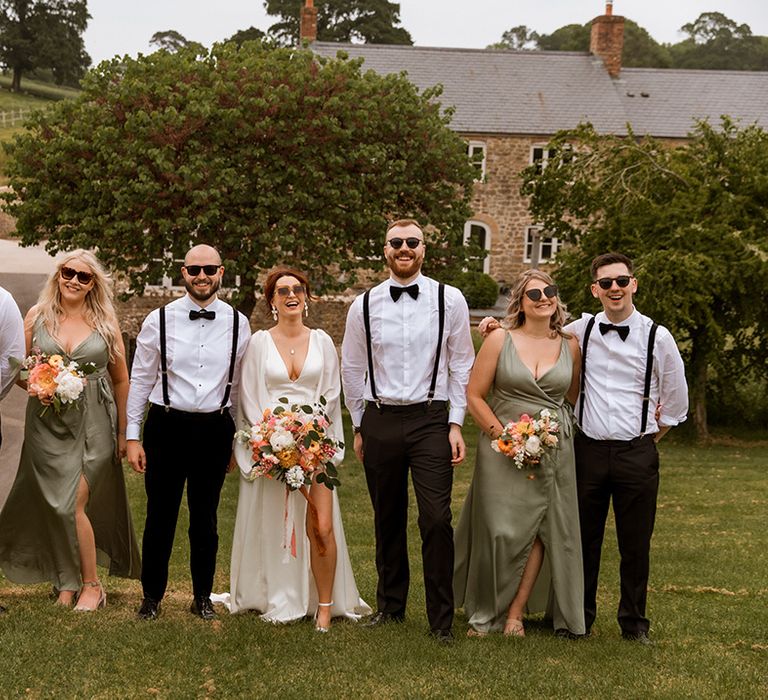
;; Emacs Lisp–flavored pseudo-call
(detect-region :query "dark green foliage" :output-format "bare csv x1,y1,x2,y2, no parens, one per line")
1,43,475,317
225,26,267,47
443,270,499,309
149,30,204,54
520,119,768,439
0,0,90,91
264,0,413,46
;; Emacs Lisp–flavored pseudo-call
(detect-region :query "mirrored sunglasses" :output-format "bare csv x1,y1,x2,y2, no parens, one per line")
387,237,422,250
60,266,94,284
275,284,305,297
525,285,558,302
184,264,220,277
595,276,632,290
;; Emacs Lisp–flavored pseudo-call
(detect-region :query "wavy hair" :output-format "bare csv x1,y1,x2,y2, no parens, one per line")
502,269,570,338
34,250,122,360
263,267,315,319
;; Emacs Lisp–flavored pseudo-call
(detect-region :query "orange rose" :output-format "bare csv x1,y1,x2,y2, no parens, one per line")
28,363,58,400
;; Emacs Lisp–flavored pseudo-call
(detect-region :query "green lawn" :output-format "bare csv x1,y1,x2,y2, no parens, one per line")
1,422,766,698
0,76,80,106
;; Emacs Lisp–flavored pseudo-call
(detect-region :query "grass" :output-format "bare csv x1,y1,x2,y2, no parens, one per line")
0,75,80,106
1,422,767,698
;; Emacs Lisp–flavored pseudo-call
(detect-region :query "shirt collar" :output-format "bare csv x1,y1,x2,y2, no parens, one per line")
389,273,425,289
596,306,638,327
182,294,222,313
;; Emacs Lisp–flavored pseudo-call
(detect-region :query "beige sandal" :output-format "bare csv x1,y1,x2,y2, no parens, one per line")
503,617,525,637
466,628,487,638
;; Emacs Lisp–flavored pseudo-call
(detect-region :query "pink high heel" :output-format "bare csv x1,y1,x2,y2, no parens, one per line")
74,580,106,612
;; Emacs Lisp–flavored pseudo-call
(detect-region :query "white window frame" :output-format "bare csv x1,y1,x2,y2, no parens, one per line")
463,220,491,274
524,225,562,266
530,143,572,173
467,140,487,182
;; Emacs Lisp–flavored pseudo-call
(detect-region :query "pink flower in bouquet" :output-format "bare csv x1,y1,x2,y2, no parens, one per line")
28,362,58,401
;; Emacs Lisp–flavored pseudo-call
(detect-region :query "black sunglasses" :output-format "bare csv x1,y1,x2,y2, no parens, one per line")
595,276,632,290
60,266,94,284
184,264,220,277
525,285,558,302
275,284,305,297
387,237,422,250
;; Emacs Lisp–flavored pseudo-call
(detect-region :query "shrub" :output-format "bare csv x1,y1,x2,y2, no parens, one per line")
443,270,499,309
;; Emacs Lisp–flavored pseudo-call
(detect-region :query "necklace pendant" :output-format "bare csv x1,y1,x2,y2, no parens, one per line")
290,348,295,355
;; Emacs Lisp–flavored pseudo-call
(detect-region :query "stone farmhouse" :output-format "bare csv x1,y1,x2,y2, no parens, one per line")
306,1,768,287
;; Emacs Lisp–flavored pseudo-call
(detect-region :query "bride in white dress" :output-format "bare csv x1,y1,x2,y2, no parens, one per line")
223,268,370,630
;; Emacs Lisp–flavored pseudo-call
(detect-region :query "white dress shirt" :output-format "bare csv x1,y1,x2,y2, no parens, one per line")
567,308,688,441
341,273,475,427
126,295,251,440
0,286,24,401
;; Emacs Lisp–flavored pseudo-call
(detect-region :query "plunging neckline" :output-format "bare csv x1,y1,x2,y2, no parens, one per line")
42,323,97,358
507,331,564,384
267,330,312,383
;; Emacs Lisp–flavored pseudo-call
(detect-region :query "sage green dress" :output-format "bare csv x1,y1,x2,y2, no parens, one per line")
0,321,140,592
454,333,585,635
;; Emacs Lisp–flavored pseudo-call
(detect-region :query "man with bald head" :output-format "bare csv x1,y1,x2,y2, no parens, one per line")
127,244,250,620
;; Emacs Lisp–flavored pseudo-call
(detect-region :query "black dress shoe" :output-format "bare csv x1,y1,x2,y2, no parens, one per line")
430,629,454,644
363,611,405,627
622,631,653,645
555,628,585,640
137,597,161,620
190,596,216,621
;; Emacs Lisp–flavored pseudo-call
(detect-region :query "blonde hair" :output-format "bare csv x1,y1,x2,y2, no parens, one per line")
502,269,570,338
35,250,122,360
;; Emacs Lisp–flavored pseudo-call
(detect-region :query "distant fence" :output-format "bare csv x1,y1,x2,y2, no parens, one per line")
0,108,37,128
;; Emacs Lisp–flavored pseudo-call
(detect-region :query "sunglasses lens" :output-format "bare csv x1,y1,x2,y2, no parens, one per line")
405,238,421,249
77,271,94,284
616,276,630,287
544,285,558,298
525,289,542,302
185,265,201,276
388,238,404,249
60,267,75,280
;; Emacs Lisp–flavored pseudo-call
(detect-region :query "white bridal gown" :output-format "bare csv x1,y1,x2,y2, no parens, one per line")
215,329,370,622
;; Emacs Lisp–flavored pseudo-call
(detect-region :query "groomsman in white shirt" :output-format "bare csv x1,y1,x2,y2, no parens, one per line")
0,285,24,615
126,245,250,621
341,219,475,643
568,252,688,644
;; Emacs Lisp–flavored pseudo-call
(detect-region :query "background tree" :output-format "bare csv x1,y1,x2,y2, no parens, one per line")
0,0,90,91
520,120,768,440
264,0,412,46
225,26,267,47
149,29,204,54
2,43,475,318
487,25,539,51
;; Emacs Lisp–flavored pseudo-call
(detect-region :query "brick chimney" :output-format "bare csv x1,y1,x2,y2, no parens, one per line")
300,0,318,43
590,1,624,78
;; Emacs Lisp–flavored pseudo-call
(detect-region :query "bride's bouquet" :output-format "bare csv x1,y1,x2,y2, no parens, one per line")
491,409,560,470
235,396,342,490
20,348,96,416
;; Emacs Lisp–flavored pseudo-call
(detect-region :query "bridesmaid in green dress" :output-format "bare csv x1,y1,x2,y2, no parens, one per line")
454,270,585,637
0,250,140,610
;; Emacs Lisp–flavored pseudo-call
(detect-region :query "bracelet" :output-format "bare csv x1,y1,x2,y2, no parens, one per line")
353,426,361,435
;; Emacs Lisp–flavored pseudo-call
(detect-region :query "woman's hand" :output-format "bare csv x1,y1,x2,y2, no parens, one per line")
117,434,127,460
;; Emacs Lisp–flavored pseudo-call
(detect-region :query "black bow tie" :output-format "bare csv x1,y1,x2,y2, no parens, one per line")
390,284,419,302
189,309,216,321
599,322,629,341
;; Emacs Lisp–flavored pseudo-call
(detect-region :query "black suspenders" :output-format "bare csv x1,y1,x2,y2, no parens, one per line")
158,304,240,413
579,316,659,436
363,283,446,407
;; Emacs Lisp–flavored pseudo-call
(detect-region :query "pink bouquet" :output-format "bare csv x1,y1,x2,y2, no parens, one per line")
491,409,560,469
235,396,342,490
21,348,96,415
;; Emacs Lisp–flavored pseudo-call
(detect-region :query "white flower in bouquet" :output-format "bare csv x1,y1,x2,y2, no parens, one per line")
270,427,295,452
525,435,541,455
284,465,306,490
55,366,86,403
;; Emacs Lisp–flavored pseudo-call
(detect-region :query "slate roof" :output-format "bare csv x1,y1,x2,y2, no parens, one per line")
312,42,768,139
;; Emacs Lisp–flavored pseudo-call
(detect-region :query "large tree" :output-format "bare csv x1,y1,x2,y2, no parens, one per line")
0,0,90,91
2,42,476,318
149,30,204,54
520,120,768,440
264,0,412,46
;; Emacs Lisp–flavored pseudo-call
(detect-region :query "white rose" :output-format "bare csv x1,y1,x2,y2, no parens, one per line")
55,370,85,403
270,428,296,452
525,435,541,455
285,465,305,489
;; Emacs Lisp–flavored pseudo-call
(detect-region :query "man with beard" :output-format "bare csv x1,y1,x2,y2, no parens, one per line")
341,219,475,643
0,285,24,615
126,244,250,620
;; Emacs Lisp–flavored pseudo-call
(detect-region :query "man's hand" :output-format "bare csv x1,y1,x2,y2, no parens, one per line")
126,440,146,473
477,316,501,338
449,424,466,466
353,432,364,463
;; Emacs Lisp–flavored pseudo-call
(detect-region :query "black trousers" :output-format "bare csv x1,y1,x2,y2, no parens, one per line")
141,404,234,601
361,401,454,632
575,432,659,636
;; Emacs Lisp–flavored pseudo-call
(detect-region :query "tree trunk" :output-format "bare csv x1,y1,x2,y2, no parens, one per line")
688,333,710,443
235,290,257,321
11,66,22,92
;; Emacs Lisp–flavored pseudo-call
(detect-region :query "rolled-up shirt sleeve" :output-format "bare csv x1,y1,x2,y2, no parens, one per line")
656,327,688,428
126,311,161,441
445,291,475,426
340,296,367,427
0,289,24,401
